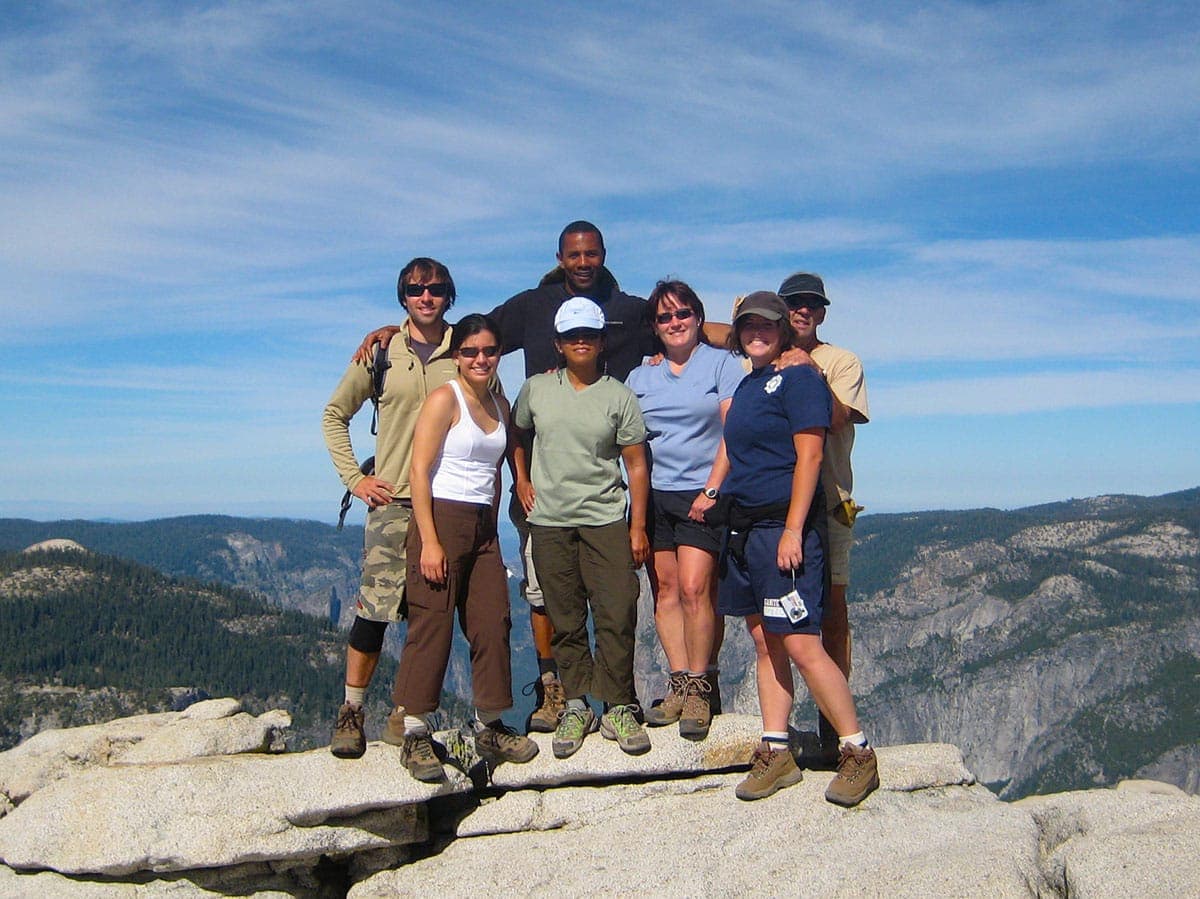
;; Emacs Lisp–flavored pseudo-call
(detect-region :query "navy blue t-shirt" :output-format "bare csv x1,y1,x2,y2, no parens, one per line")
722,364,832,508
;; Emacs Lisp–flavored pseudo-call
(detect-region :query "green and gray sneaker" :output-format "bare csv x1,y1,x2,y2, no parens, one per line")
552,706,597,759
600,704,651,755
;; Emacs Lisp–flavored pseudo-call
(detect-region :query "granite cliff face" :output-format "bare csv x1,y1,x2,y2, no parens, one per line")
848,489,1199,798
0,702,1197,898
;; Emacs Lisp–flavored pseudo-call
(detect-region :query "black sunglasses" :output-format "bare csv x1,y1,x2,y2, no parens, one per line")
457,345,500,359
655,308,696,324
559,328,603,342
782,295,824,310
404,282,450,298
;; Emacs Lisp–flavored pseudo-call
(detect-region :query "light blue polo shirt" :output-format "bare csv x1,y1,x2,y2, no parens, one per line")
625,343,746,491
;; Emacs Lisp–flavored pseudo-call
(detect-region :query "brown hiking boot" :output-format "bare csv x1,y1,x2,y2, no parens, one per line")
644,671,688,726
330,702,366,759
381,707,405,746
735,742,804,801
476,721,539,764
526,673,566,733
400,733,444,782
825,743,879,807
678,675,712,741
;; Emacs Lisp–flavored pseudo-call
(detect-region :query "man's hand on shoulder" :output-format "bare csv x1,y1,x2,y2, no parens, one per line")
773,347,819,372
351,325,404,364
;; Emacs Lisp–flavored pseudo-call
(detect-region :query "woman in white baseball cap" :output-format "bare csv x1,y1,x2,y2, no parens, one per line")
511,297,653,760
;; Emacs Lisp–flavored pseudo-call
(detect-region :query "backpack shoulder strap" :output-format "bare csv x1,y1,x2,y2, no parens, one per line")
369,344,390,436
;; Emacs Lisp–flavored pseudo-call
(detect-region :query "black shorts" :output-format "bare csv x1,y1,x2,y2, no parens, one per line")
647,489,724,555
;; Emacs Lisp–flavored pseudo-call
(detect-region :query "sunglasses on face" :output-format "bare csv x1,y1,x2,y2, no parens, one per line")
655,308,696,324
403,282,450,298
782,296,823,311
559,328,602,342
457,345,501,359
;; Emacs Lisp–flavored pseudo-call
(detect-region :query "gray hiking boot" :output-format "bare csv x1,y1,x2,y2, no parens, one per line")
735,742,803,801
400,733,444,782
552,706,597,759
600,704,651,755
526,673,567,734
825,743,879,807
330,702,366,759
678,675,712,741
644,672,688,726
475,721,539,764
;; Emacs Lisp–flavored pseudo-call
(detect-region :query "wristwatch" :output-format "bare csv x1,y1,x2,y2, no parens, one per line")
702,487,719,500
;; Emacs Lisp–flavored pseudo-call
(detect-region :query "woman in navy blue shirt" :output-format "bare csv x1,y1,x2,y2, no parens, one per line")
719,291,879,807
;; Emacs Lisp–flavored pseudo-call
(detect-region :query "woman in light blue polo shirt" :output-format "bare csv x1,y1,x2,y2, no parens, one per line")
625,280,744,741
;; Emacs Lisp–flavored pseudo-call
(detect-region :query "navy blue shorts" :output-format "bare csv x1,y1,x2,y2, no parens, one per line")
718,521,824,635
647,489,724,554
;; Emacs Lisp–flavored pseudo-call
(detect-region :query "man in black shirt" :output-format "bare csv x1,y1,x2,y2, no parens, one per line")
353,221,654,732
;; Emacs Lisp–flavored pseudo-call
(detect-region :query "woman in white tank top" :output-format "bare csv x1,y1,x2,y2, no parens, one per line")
391,314,538,775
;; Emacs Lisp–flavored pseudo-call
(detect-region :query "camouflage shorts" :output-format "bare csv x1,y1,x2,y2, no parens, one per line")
357,502,412,622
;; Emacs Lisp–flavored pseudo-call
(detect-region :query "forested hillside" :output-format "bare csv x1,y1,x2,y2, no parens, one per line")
0,548,413,751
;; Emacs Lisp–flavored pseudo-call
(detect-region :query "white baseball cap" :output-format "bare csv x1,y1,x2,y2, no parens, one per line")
554,297,606,333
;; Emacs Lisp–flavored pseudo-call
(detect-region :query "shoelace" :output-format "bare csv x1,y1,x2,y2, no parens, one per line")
557,707,591,735
606,704,642,735
748,746,779,777
337,706,362,729
408,734,437,761
682,676,711,699
486,722,525,748
522,677,566,706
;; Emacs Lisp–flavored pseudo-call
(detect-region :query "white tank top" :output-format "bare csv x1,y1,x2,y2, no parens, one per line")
430,380,507,504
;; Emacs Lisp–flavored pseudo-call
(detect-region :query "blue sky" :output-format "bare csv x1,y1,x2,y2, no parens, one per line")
2,1,1197,523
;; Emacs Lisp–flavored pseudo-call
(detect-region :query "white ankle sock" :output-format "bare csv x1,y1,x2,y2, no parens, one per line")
404,715,429,735
344,685,365,706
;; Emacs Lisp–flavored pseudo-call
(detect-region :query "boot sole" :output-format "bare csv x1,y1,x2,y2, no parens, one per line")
330,743,365,759
678,720,711,741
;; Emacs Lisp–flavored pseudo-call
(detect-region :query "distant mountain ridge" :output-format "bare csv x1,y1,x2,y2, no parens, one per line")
1,487,1196,797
